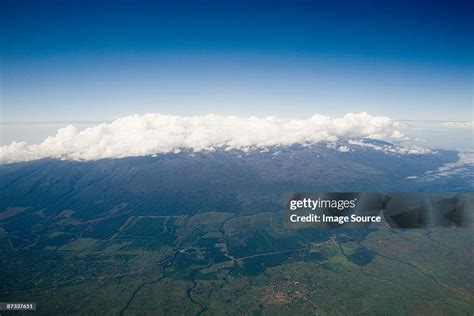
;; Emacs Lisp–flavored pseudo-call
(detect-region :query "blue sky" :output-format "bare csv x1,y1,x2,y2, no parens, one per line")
2,0,473,123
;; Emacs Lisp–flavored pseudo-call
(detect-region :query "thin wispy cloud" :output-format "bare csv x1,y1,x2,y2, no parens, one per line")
443,121,474,129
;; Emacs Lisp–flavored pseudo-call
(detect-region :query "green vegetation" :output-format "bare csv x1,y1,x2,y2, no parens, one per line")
0,205,473,315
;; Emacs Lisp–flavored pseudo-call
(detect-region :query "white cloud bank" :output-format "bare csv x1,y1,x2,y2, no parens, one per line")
1,112,412,163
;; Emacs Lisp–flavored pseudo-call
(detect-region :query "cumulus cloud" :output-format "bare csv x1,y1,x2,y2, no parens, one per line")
1,112,409,163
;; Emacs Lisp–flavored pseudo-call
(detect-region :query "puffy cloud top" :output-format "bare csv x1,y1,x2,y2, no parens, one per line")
1,112,407,163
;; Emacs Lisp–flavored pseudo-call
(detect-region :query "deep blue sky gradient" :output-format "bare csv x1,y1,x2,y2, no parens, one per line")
2,0,473,122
